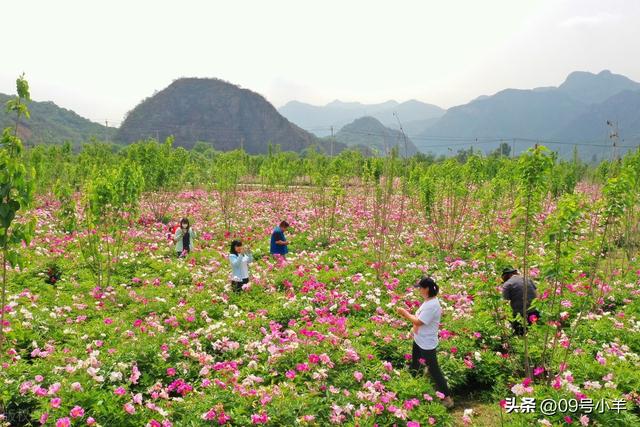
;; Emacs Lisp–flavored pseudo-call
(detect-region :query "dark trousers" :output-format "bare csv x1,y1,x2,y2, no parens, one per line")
232,278,249,292
511,309,541,336
411,342,450,396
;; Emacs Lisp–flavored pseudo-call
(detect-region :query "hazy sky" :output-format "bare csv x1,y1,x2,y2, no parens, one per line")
2,0,639,125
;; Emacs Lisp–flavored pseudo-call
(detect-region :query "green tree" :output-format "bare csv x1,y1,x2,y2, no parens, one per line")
490,142,512,158
125,137,184,222
80,160,144,286
513,145,553,377
259,144,301,209
539,193,584,380
0,75,36,349
211,149,248,231
418,157,474,252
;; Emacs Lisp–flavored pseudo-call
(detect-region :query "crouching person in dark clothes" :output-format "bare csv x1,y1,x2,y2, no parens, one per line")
501,267,540,335
397,277,454,409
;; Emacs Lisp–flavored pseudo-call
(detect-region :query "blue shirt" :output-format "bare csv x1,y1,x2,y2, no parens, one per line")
270,226,288,255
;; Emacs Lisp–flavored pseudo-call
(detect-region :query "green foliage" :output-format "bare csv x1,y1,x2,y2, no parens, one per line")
417,158,474,251
124,137,182,192
85,160,144,222
512,145,554,377
0,74,36,349
53,178,77,232
0,90,115,146
602,175,633,224
259,145,300,190
211,149,248,231
81,160,144,286
514,145,554,222
549,156,585,196
545,193,583,246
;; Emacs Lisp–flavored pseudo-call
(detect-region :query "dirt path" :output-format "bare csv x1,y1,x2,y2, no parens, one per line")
449,397,504,426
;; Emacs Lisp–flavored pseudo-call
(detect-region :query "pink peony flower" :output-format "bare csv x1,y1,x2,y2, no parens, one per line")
56,418,71,427
130,364,141,384
251,412,269,424
70,406,85,418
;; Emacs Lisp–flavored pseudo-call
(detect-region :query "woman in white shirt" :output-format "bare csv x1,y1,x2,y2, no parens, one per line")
397,277,454,409
229,240,253,292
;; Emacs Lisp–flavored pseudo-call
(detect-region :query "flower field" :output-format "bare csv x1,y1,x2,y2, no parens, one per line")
1,80,640,427
1,171,639,427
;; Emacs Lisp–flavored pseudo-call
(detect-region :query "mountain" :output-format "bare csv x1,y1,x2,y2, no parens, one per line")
400,117,441,137
335,116,418,156
0,93,116,145
116,78,325,153
552,89,640,158
419,88,586,141
278,99,445,137
558,70,640,105
417,70,640,158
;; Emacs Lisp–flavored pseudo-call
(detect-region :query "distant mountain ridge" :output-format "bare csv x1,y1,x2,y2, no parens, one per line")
416,70,640,159
557,70,640,104
335,116,418,156
0,93,116,145
278,99,445,137
3,69,640,159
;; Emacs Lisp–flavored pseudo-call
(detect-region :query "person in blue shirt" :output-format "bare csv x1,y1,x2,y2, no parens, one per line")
270,221,290,257
229,240,253,292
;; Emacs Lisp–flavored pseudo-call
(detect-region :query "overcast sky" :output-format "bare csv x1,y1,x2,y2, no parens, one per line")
2,0,639,125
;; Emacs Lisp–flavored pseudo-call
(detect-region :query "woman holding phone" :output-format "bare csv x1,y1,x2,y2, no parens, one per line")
229,240,253,292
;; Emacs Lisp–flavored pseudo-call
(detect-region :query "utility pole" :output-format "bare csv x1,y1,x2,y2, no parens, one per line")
330,126,334,156
607,120,619,161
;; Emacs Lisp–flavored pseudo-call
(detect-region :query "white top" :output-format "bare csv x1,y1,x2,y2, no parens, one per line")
414,298,441,350
229,253,252,281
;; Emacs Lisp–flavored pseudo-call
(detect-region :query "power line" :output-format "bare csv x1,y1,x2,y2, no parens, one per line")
334,129,639,148
97,120,640,150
